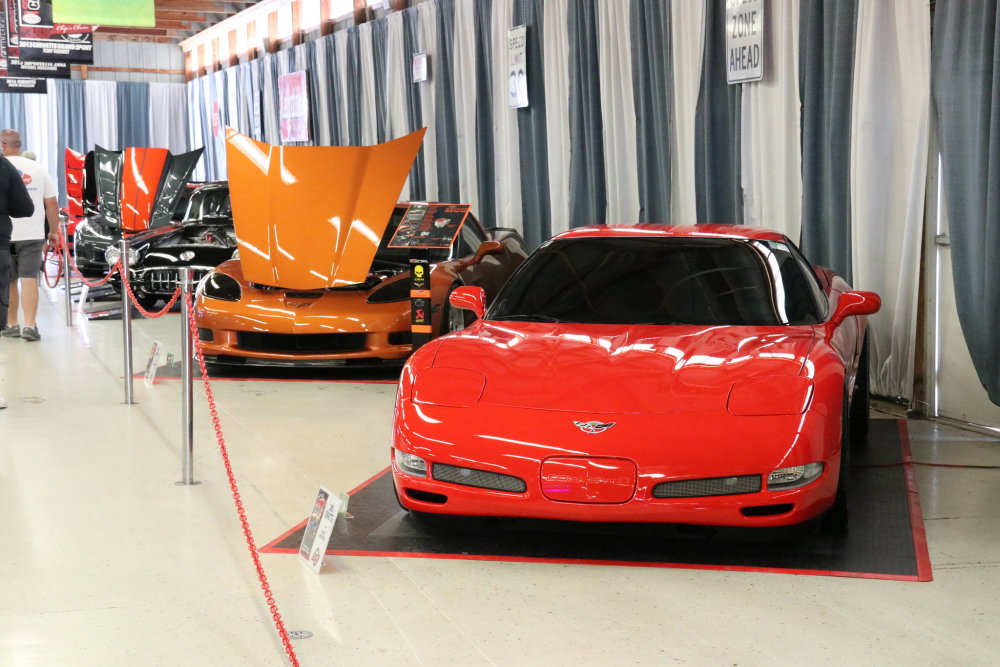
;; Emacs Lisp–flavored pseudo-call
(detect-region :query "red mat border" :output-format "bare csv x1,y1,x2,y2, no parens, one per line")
260,422,933,581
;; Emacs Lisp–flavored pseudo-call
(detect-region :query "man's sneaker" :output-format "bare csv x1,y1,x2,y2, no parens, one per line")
0,396,7,409
1,324,19,338
21,326,40,342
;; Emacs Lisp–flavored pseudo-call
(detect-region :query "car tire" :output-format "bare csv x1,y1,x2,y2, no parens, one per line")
825,391,852,534
440,284,468,335
850,334,871,446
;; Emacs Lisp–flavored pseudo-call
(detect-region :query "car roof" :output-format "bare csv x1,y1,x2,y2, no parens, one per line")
552,224,788,243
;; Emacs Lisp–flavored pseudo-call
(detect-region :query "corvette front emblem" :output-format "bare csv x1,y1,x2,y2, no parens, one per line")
573,420,616,435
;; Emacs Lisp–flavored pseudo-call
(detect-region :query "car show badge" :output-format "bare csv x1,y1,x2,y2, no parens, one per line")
573,421,617,434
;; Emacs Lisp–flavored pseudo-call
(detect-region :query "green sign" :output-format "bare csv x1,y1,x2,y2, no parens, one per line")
52,0,155,28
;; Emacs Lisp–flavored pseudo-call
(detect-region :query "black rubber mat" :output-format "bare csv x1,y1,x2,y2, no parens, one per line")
262,419,931,580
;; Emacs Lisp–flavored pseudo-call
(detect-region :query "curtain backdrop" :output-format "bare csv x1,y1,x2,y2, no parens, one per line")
514,0,551,248
670,0,705,225
453,0,481,215
491,0,522,233
567,0,605,226
148,83,188,154
932,0,1000,405
850,0,930,400
84,81,118,151
116,82,150,148
55,80,87,207
23,91,57,191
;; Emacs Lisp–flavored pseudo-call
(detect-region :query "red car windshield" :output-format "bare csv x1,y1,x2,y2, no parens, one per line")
488,236,823,326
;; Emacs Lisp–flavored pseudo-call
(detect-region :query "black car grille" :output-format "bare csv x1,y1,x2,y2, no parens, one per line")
235,331,366,354
652,474,761,498
140,268,210,294
388,330,412,346
432,463,527,493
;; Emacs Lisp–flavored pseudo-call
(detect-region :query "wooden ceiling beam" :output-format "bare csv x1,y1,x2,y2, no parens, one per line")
95,26,170,37
93,33,174,44
155,10,211,22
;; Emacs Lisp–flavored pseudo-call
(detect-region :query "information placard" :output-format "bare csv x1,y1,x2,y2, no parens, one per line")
726,0,764,84
508,26,528,108
387,202,470,250
143,340,164,387
298,487,342,574
278,71,310,143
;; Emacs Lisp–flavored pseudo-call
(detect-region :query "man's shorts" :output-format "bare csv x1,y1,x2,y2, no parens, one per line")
10,240,44,279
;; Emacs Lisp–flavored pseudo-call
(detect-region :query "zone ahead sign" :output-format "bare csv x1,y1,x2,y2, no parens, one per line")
726,0,764,84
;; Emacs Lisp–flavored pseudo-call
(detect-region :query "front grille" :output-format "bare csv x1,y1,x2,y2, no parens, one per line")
140,268,210,294
235,331,366,354
652,474,761,498
432,463,527,493
197,328,214,342
388,330,412,346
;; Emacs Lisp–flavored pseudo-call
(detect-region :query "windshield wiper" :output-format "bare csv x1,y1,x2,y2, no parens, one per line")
491,314,565,322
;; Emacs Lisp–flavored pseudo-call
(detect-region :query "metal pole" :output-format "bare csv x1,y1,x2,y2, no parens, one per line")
120,238,135,405
60,217,72,327
178,267,198,485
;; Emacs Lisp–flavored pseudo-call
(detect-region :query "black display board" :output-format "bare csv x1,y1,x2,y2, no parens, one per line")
6,0,93,64
388,202,470,249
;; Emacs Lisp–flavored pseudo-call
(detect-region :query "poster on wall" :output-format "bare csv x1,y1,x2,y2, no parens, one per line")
508,26,528,109
278,71,310,143
726,0,764,84
7,0,94,64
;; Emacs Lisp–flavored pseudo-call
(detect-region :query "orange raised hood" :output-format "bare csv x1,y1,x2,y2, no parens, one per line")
225,127,427,290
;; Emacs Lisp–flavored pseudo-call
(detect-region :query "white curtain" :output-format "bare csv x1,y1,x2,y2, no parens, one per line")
417,0,439,200
850,0,930,400
187,81,206,181
23,89,58,190
359,23,379,146
670,0,706,225
597,0,639,224
543,0,570,236
491,0,521,232
148,83,188,154
314,38,333,146
225,69,239,140
334,31,351,145
211,70,229,176
386,12,411,200
84,80,118,151
739,0,801,236
453,0,480,214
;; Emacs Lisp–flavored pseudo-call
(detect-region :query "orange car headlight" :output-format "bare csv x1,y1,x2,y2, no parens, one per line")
412,367,487,408
727,376,814,416
200,272,242,302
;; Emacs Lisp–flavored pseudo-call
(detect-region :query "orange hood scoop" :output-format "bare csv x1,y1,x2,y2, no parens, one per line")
225,128,426,290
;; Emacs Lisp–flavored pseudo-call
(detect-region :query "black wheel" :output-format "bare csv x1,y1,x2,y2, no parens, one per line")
825,391,852,534
440,284,469,335
849,334,871,445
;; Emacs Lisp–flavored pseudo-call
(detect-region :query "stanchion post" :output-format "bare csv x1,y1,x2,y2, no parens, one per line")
178,267,199,486
120,238,135,405
60,217,72,327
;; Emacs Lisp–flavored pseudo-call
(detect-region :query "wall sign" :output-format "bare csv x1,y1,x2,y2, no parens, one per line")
726,0,764,84
8,0,94,64
278,71,310,143
0,77,46,93
412,52,428,83
508,26,528,108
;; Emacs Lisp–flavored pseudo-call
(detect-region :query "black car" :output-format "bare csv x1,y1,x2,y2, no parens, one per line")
124,182,234,308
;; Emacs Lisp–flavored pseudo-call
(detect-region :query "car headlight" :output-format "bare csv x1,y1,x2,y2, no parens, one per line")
395,450,428,477
104,246,138,266
767,463,824,490
366,277,410,304
727,376,814,416
201,272,242,302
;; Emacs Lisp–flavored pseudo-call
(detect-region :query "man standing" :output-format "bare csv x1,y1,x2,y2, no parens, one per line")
0,147,35,409
0,129,58,342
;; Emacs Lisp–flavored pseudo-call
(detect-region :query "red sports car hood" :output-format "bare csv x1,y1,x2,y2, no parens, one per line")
431,322,819,414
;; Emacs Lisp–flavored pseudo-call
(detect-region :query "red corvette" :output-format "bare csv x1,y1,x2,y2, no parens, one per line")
391,225,881,528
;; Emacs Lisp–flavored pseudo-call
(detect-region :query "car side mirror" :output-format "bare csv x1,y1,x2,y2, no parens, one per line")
450,285,487,320
473,240,503,263
827,290,881,332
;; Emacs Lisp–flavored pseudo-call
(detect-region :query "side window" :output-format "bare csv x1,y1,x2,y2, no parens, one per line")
456,217,485,257
782,237,829,320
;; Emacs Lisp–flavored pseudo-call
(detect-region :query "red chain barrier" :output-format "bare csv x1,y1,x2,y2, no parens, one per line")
42,238,64,289
182,288,300,667
67,247,122,288
119,266,182,319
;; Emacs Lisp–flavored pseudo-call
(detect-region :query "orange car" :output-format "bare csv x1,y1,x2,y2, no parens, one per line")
194,130,527,366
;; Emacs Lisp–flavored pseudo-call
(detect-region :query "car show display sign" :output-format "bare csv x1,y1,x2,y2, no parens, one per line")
508,25,528,108
298,487,342,574
53,0,154,27
412,51,428,83
143,340,164,387
388,202,471,249
726,0,764,84
7,0,94,64
278,71,310,143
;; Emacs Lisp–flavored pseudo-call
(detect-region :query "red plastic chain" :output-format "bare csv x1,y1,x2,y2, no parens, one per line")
118,266,182,319
67,248,121,288
181,288,301,667
42,238,64,289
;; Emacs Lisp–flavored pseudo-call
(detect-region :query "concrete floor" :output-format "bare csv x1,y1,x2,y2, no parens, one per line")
2,283,999,666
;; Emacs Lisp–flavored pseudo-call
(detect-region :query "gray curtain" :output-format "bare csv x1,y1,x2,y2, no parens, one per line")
695,0,742,225
402,7,426,199
371,20,389,143
630,0,672,223
567,0,606,226
0,93,26,143
474,0,496,227
321,35,345,146
116,82,150,148
933,0,1000,405
799,0,858,280
514,0,551,248
346,27,363,146
435,0,460,202
56,80,87,207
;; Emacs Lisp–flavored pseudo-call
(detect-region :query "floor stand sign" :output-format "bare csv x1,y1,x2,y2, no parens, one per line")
409,252,431,351
144,340,164,387
298,487,342,573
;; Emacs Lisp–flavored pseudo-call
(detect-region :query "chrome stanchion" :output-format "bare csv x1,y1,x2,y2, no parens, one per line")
177,267,199,486
60,217,72,327
120,238,135,405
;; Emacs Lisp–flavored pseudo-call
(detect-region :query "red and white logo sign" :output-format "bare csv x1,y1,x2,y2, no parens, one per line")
21,173,32,186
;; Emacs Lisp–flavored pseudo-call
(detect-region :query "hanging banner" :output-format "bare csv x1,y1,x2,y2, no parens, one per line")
52,0,154,28
726,0,764,84
278,71,310,143
4,0,19,60
8,0,94,64
508,26,528,108
0,77,47,93
2,13,69,78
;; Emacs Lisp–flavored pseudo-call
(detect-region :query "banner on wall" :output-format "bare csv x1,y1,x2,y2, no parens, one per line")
726,0,764,84
0,10,68,78
508,26,528,109
0,77,46,93
278,71,310,143
52,0,153,28
7,0,94,64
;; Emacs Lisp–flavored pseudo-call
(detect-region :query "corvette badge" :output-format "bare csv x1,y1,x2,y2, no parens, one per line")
573,421,616,434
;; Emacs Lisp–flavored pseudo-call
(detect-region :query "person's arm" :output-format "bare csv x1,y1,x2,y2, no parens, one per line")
44,196,59,247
